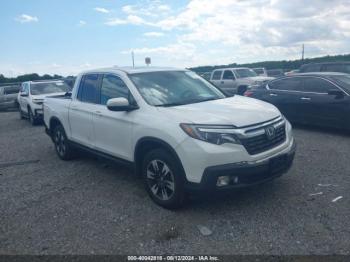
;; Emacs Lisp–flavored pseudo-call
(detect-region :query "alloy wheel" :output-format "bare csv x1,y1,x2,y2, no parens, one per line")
54,129,66,157
146,159,175,201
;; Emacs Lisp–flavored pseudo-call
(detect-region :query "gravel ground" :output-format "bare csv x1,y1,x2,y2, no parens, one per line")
0,111,349,255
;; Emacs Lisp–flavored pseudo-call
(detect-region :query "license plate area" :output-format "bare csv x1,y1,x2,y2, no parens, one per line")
270,155,287,174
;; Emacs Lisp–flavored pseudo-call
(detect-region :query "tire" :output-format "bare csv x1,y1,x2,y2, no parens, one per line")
28,108,37,126
142,148,186,209
52,125,75,160
18,107,24,120
237,86,247,95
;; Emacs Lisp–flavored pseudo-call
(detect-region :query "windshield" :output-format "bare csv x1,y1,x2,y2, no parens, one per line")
235,68,257,78
30,81,70,95
330,75,350,93
129,71,226,107
253,68,264,74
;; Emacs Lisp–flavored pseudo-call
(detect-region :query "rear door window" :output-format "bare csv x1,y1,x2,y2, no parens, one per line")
321,64,344,73
78,74,100,103
269,78,303,92
212,70,223,80
4,86,20,95
223,70,235,80
302,77,336,93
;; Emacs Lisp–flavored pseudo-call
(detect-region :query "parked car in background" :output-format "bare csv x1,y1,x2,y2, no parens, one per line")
200,72,212,81
44,67,295,209
18,80,71,125
0,85,20,110
210,67,274,95
252,67,267,76
299,62,350,74
267,69,285,78
284,69,300,76
244,72,350,130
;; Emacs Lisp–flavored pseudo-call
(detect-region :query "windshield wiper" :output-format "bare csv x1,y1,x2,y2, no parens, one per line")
155,102,187,107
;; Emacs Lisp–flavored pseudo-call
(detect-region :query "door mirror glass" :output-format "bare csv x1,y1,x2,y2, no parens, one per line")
107,97,137,111
328,89,344,98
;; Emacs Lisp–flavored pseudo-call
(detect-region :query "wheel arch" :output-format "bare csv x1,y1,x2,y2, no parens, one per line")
134,137,186,179
49,116,64,135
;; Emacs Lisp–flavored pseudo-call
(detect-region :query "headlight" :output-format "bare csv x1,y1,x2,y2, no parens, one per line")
33,100,43,105
180,123,240,145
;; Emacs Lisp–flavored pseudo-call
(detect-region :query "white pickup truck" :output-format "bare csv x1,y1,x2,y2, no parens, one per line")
43,67,296,209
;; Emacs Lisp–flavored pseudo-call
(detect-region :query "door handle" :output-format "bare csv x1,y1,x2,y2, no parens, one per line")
95,110,102,116
301,97,311,100
221,81,224,84
269,93,278,97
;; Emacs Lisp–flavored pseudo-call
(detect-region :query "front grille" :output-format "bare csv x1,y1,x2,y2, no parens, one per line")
241,124,286,155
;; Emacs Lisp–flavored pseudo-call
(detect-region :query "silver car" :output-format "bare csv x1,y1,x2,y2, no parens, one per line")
0,85,20,110
210,67,274,95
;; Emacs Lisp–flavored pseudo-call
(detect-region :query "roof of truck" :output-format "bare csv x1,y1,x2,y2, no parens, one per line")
82,67,186,75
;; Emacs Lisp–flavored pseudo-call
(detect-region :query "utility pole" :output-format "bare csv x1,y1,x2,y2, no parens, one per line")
131,51,135,68
301,44,305,61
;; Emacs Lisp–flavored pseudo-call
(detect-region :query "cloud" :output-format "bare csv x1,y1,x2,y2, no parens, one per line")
143,32,164,37
115,0,350,67
78,20,87,27
105,15,150,26
94,7,110,14
122,2,171,17
15,14,38,23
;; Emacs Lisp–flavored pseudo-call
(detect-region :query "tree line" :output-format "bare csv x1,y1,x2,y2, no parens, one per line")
189,54,350,74
1,53,349,83
0,73,74,84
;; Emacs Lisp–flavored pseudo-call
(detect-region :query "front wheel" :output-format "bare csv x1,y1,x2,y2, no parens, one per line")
18,106,24,120
28,108,37,125
142,149,186,209
53,125,75,160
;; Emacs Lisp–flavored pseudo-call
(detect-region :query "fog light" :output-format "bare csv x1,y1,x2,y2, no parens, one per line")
217,176,230,187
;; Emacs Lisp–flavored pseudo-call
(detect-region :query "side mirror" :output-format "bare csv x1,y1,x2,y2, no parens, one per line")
328,89,344,98
106,97,138,112
20,92,28,97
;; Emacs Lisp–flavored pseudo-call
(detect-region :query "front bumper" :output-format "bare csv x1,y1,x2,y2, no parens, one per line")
186,140,296,192
34,108,43,118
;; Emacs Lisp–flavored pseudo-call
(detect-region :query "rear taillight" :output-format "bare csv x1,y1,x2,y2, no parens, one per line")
244,91,253,97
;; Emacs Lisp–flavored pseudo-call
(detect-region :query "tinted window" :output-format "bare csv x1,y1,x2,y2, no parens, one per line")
4,86,20,95
212,71,222,80
330,75,350,93
223,70,234,80
100,75,130,105
235,68,257,78
321,64,344,73
301,64,321,73
254,68,264,74
303,78,336,93
79,74,100,103
343,64,350,74
269,78,303,91
30,81,70,95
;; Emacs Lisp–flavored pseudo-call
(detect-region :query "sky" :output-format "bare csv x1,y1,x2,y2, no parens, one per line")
0,0,349,77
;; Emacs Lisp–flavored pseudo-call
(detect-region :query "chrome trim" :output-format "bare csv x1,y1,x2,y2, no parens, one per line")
266,76,350,96
232,116,285,139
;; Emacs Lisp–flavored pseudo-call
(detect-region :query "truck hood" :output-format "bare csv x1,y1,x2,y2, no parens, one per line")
157,96,281,127
32,92,66,100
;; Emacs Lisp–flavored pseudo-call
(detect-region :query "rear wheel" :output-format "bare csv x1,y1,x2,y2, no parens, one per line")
142,149,186,209
53,125,75,160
